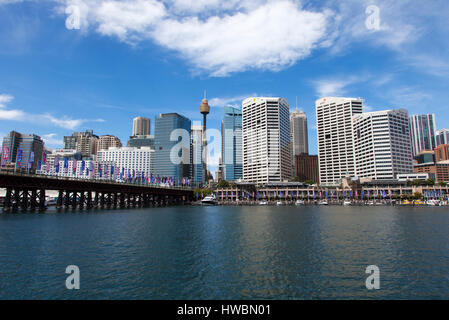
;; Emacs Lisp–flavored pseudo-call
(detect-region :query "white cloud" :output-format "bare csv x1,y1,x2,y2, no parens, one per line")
94,0,166,42
0,94,14,108
312,76,365,98
0,93,105,130
56,0,330,76
42,133,63,147
209,94,258,108
156,2,329,76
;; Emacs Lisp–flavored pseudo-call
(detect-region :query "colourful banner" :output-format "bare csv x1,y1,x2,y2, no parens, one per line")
1,146,8,166
17,149,23,166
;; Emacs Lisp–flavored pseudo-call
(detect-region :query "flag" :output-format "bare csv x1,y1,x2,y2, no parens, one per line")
17,149,23,166
42,153,47,164
73,159,77,174
81,161,85,172
1,146,9,166
64,157,69,169
37,160,42,171
29,151,35,164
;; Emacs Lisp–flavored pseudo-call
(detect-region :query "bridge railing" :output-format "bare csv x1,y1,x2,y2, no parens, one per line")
0,171,194,191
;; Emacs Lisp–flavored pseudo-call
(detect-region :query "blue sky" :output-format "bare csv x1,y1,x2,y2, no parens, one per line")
1,0,449,167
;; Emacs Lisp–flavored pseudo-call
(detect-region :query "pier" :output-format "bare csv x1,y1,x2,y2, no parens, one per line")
0,172,194,213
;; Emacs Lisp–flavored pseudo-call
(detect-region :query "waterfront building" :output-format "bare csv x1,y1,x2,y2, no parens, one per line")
97,135,122,151
127,135,155,149
132,117,150,137
222,106,243,181
242,97,291,184
1,131,44,172
97,147,153,179
437,129,449,146
353,109,413,180
316,97,363,186
294,154,318,183
409,114,437,157
153,113,191,181
190,124,204,185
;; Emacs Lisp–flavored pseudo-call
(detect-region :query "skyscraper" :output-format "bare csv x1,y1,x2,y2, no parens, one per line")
132,117,150,136
316,97,363,186
222,106,242,181
242,97,291,183
290,109,308,155
153,113,191,181
437,129,449,146
190,124,204,185
409,114,437,157
353,109,413,180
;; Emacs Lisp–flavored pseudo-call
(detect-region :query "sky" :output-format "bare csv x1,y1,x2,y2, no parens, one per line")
1,0,449,174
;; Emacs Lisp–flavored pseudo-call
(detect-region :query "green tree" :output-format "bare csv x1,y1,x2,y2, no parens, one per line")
217,180,230,188
425,178,435,186
413,192,423,200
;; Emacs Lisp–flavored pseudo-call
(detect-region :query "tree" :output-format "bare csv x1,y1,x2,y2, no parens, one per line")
305,180,314,185
413,192,423,200
292,176,301,182
217,180,230,188
425,178,435,186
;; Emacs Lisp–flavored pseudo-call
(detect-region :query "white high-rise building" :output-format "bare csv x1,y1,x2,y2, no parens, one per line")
242,97,291,184
409,114,437,157
316,97,363,186
190,124,204,185
437,129,449,146
353,109,413,180
97,147,153,179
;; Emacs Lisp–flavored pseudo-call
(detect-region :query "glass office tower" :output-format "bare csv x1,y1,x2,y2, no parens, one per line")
221,106,242,181
153,113,191,182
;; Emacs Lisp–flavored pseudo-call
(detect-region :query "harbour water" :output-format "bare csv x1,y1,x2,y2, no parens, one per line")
0,205,448,300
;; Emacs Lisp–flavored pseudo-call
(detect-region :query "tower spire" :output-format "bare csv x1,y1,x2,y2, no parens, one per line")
296,96,298,111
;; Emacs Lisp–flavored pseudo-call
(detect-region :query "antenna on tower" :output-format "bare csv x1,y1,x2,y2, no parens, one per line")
204,90,207,100
296,96,299,111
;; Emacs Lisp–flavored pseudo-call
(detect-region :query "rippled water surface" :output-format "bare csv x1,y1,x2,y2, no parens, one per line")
1,205,449,299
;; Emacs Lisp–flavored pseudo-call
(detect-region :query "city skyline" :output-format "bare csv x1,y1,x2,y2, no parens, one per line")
1,0,449,159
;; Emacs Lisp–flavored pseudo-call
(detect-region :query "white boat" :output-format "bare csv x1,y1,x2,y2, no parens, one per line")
343,200,352,206
276,201,284,206
201,194,217,205
259,201,268,205
295,199,305,206
367,201,375,206
318,200,328,205
426,200,440,206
